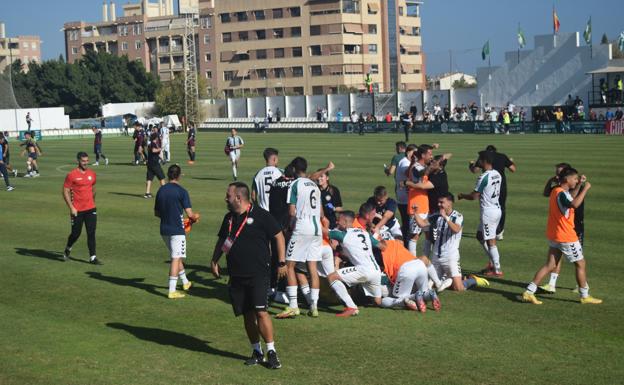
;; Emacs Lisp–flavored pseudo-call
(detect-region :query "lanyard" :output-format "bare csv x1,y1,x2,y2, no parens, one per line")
228,205,251,242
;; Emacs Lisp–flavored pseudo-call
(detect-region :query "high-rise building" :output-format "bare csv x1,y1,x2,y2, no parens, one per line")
0,22,42,73
63,0,424,97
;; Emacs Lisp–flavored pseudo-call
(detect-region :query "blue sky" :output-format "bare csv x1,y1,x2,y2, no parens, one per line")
1,0,622,76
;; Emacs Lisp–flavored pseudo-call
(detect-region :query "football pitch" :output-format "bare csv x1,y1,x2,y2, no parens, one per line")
1,132,623,385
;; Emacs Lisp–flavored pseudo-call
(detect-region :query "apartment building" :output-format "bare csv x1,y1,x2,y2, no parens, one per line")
64,0,424,96
0,22,42,73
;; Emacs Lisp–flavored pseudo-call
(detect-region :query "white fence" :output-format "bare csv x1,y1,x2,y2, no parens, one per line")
0,107,70,132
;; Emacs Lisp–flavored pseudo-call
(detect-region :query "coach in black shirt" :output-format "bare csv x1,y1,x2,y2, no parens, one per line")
211,182,286,369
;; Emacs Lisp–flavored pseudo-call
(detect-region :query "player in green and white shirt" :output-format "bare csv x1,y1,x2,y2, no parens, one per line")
226,128,244,180
251,148,282,211
459,151,504,277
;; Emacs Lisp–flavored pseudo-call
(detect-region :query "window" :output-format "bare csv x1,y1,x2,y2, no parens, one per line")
256,30,266,40
239,31,249,41
220,13,231,23
68,30,79,41
31,42,37,50
256,49,267,59
406,2,420,17
310,25,321,36
310,45,321,56
291,27,301,37
204,53,211,62
253,10,265,20
344,44,360,54
121,42,128,51
398,7,404,16
370,64,379,74
289,7,301,17
224,71,235,81
292,47,302,57
222,32,232,42
204,35,210,44
312,86,324,94
236,11,248,22
273,28,284,38
293,87,304,95
342,0,360,14
368,24,377,34
71,47,79,54
135,41,142,50
272,8,283,18
119,25,128,36
368,44,377,53
132,24,142,35
22,42,28,49
256,68,267,78
412,27,421,36
311,65,322,76
205,70,212,79
273,67,286,78
292,66,303,77
200,16,212,28
274,48,285,58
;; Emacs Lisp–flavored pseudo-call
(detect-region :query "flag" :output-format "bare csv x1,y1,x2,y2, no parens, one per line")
482,40,490,61
583,17,592,44
619,32,624,52
517,26,526,48
553,9,560,33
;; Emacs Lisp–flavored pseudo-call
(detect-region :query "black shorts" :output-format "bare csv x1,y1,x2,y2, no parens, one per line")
229,275,269,316
146,163,165,181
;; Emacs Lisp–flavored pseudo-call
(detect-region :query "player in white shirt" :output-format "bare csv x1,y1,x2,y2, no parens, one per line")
412,193,490,291
252,148,282,211
226,128,244,180
395,144,415,240
459,151,504,277
160,123,170,163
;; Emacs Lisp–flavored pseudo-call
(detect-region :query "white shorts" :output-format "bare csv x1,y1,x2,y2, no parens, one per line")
229,151,240,162
286,234,322,262
383,220,403,240
162,235,187,259
478,208,501,241
432,252,462,278
318,244,335,277
338,265,382,298
549,240,584,263
391,259,428,298
409,213,429,235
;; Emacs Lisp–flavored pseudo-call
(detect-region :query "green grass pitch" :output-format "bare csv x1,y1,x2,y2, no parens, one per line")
1,132,623,385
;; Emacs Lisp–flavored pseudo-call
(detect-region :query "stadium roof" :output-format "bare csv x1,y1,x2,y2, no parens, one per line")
587,65,624,74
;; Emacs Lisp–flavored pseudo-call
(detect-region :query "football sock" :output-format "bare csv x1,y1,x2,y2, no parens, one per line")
330,280,357,308
252,342,263,354
427,264,442,287
488,246,501,272
310,288,320,308
89,255,97,261
300,285,311,305
178,270,189,285
408,239,417,256
191,152,196,161
463,277,477,289
381,296,404,308
526,282,538,294
548,273,559,287
422,238,432,257
579,286,589,299
286,285,298,308
168,276,178,293
266,342,275,352
232,165,237,178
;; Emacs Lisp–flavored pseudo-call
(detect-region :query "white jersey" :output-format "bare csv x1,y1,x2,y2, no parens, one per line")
161,127,170,145
395,157,411,204
253,166,283,211
287,177,322,236
330,228,380,272
474,169,502,211
429,210,463,259
226,135,244,156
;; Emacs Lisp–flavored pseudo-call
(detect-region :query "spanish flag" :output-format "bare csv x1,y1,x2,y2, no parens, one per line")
553,8,560,33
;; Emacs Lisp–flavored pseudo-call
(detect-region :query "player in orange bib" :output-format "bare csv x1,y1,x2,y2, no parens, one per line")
405,145,435,256
522,167,602,305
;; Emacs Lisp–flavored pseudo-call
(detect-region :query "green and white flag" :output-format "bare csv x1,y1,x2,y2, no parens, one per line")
482,40,490,61
517,26,526,48
583,17,592,45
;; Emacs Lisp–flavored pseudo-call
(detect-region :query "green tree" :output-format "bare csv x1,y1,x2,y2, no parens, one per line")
155,75,208,121
451,76,476,89
601,33,609,44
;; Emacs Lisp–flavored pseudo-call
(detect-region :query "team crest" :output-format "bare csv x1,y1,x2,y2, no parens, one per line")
246,218,254,225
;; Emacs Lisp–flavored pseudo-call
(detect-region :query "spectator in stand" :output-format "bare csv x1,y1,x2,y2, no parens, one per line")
253,115,260,132
443,105,451,121
502,110,511,135
605,108,614,121
275,108,281,123
599,78,608,104
470,102,479,121
358,113,365,136
433,104,442,122
336,108,343,122
322,108,328,123
616,107,624,120
553,107,564,133
588,109,597,121
489,108,498,133
385,111,393,123
316,106,322,122
267,108,273,124
576,101,585,121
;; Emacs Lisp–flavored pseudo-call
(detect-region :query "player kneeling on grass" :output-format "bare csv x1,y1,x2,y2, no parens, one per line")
324,210,386,317
412,194,490,292
522,167,601,305
154,164,199,299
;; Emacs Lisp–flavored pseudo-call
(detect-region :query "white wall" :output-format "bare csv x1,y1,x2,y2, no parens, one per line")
102,102,156,117
0,107,70,132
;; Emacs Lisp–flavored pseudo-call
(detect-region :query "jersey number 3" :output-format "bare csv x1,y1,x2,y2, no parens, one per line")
357,234,369,251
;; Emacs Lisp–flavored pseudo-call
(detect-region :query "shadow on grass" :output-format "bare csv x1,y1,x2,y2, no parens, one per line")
106,323,247,360
110,162,141,167
86,272,167,298
108,192,146,198
14,247,90,264
471,286,579,304
190,176,227,181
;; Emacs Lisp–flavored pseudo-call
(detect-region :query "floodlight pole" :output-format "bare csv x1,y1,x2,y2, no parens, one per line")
183,11,199,128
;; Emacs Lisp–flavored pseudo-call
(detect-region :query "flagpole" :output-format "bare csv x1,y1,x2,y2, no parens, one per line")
553,4,557,48
518,23,521,64
590,16,593,59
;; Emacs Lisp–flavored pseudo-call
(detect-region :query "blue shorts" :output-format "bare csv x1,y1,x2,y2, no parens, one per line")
28,152,37,160
94,144,102,153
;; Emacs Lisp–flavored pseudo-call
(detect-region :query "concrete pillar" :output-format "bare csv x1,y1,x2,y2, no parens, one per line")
110,2,117,21
102,1,109,22
105,41,109,53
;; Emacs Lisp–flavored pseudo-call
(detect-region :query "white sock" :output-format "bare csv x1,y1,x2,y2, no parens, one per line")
169,276,178,293
548,273,559,287
300,284,311,305
252,342,263,354
266,341,275,352
526,282,537,294
330,280,357,308
408,239,417,256
422,238,432,257
178,270,189,285
579,285,589,299
310,288,320,308
381,296,404,308
286,285,298,309
90,255,97,261
488,246,501,272
427,264,441,287
232,165,237,178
